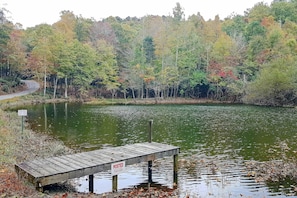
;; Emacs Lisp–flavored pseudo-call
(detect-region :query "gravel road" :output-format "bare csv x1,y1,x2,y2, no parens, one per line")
0,80,40,101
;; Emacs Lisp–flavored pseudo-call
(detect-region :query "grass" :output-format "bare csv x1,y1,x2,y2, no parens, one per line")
0,109,18,166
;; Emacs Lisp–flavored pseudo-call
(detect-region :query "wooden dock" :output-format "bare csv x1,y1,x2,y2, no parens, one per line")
15,142,180,192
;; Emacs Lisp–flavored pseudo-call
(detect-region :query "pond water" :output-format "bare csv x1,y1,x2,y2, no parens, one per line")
25,103,297,197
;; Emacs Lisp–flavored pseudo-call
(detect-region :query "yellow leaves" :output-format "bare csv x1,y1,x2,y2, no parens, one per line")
53,11,76,42
212,33,234,61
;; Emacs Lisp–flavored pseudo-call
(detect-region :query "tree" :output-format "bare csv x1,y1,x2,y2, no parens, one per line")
51,32,74,98
0,8,13,77
6,29,26,77
246,2,271,22
92,39,120,99
69,40,98,98
244,21,266,42
222,15,246,37
89,21,117,46
172,2,185,22
143,36,155,65
244,58,297,106
24,24,55,96
53,11,76,42
271,1,297,25
75,16,93,43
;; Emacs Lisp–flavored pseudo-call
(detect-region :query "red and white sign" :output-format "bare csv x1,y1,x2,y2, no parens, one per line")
111,161,125,175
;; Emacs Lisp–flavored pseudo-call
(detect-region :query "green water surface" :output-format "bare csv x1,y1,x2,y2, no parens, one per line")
25,103,297,197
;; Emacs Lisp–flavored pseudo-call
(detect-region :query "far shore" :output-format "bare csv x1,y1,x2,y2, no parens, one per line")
0,95,238,109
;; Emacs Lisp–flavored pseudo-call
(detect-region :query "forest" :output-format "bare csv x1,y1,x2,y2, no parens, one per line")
1,0,297,106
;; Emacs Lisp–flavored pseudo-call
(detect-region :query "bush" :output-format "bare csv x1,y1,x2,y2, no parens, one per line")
244,59,297,106
0,77,22,93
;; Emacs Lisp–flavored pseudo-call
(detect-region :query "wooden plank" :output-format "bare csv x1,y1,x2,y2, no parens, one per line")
89,150,117,162
58,155,91,169
45,158,74,173
118,144,150,157
139,142,179,153
77,152,107,165
30,159,65,176
64,153,97,168
97,149,132,162
24,160,53,176
51,156,82,170
15,162,43,178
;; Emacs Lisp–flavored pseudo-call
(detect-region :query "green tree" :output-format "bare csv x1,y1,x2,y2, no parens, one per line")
51,32,74,98
143,36,155,65
75,16,92,43
172,2,185,22
246,2,271,22
0,8,13,77
244,58,297,106
24,24,56,96
222,15,246,37
271,1,297,25
70,40,98,98
244,21,266,42
92,39,120,99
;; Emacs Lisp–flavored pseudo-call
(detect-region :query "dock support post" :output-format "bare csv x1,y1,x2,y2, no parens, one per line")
112,175,118,192
148,120,153,183
89,175,94,193
173,154,178,186
36,183,44,192
148,120,153,143
148,160,153,183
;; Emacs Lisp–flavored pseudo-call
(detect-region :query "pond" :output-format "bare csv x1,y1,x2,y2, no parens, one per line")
25,103,297,197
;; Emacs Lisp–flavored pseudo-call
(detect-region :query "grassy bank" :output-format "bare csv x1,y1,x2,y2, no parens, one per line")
0,103,75,197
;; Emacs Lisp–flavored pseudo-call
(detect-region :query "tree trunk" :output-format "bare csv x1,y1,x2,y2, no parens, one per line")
123,89,127,102
132,88,136,102
146,87,149,99
43,66,47,97
64,76,68,98
53,77,58,99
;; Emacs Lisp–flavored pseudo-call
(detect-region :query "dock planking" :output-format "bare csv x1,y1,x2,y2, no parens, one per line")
15,142,180,191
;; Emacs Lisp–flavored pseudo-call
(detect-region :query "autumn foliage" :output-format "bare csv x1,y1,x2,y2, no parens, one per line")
2,1,297,105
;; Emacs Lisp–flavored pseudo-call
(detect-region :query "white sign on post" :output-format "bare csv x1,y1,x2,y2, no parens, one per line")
18,109,27,116
111,161,125,176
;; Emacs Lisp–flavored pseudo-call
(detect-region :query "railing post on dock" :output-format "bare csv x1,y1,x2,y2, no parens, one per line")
112,175,118,192
148,120,153,183
89,175,94,193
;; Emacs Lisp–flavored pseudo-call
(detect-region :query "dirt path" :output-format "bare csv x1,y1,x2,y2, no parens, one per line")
0,80,40,101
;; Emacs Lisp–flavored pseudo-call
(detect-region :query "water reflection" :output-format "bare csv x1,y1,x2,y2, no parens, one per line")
26,103,297,197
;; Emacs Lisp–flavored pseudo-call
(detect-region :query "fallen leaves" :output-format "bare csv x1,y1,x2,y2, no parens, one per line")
0,168,36,197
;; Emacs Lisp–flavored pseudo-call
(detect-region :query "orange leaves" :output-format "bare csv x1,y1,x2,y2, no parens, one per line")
143,76,156,84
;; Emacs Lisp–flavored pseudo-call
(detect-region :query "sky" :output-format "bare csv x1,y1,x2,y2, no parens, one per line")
3,0,273,29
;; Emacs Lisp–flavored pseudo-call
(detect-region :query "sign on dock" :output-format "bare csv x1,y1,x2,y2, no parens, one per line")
111,161,125,176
